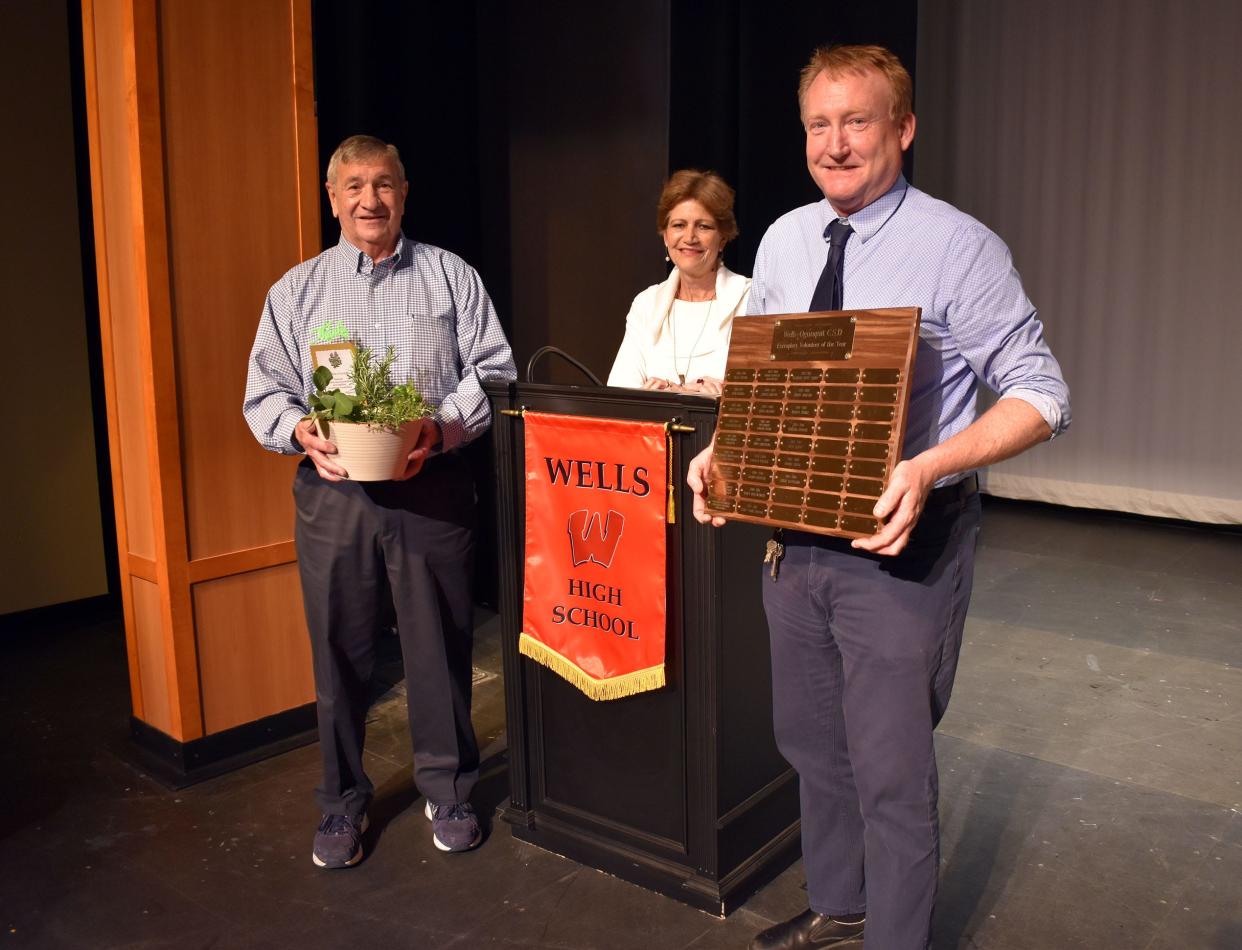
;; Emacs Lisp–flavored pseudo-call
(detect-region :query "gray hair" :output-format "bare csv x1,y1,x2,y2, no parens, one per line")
326,134,406,184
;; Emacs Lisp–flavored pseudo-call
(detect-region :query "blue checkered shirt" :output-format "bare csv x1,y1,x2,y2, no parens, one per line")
244,234,515,454
749,177,1070,485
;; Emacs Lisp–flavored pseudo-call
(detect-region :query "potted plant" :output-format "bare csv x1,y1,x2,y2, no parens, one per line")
306,345,434,481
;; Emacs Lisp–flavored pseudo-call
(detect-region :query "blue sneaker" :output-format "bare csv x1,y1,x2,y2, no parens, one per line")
424,800,482,852
312,813,369,868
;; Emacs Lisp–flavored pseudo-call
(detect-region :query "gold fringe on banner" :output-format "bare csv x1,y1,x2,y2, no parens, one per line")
518,633,666,700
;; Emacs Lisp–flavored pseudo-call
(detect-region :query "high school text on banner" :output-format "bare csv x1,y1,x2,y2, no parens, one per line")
520,412,668,700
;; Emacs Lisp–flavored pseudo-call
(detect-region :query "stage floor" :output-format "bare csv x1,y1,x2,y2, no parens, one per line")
2,497,1239,949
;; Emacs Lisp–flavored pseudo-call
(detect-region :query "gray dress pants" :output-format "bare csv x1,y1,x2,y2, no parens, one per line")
293,453,479,821
763,487,982,950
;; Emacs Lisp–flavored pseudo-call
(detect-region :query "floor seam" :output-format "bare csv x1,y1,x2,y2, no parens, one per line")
936,731,1242,812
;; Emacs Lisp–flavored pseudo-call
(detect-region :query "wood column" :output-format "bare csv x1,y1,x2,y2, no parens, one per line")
81,0,321,780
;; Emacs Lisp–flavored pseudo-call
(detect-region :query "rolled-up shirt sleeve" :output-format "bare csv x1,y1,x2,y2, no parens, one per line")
943,224,1071,438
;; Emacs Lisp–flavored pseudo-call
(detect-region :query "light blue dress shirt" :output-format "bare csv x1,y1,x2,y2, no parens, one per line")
749,177,1070,483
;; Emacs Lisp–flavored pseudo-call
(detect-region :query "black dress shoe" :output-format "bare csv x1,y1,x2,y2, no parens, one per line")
749,909,865,949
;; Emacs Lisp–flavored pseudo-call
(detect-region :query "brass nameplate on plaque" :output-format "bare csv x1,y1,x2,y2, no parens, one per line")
771,316,855,361
708,307,921,540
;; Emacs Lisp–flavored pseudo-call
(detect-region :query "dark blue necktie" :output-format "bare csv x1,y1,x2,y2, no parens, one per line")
808,218,853,312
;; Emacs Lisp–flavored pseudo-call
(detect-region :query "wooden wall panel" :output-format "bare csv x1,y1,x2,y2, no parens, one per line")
130,0,203,745
161,0,318,563
87,0,155,562
84,0,319,753
193,565,314,735
131,576,173,735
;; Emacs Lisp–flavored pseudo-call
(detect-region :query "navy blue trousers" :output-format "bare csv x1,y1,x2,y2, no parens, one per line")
763,490,981,950
293,454,479,821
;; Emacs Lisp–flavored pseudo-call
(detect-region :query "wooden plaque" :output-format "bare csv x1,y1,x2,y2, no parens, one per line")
707,308,920,539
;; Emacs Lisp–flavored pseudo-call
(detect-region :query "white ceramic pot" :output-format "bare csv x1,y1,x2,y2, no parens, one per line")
317,419,421,481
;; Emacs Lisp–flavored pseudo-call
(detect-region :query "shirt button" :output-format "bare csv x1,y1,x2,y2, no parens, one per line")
374,323,381,328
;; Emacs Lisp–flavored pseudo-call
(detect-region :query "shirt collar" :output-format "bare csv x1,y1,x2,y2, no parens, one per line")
820,176,908,245
334,232,407,273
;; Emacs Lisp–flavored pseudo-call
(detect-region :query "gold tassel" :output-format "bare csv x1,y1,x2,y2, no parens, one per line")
519,633,666,700
665,422,676,523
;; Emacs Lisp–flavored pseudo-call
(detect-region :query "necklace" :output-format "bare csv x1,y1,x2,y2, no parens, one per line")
671,296,714,385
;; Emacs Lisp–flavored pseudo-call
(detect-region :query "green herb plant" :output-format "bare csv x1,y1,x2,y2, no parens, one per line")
306,345,433,433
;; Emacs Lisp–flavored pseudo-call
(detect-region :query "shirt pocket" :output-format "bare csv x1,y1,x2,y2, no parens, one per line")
409,311,458,362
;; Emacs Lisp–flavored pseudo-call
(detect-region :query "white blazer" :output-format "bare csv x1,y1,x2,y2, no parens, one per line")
607,265,751,387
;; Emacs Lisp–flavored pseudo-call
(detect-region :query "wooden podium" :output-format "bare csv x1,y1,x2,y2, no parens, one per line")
484,380,800,915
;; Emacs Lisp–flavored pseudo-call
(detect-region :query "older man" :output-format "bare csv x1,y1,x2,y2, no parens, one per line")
688,46,1069,949
244,135,515,867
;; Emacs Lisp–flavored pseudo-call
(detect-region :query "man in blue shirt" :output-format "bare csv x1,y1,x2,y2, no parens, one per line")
688,46,1069,949
244,135,515,868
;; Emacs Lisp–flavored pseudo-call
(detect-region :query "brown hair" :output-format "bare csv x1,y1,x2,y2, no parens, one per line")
326,134,406,184
797,45,913,122
656,169,739,244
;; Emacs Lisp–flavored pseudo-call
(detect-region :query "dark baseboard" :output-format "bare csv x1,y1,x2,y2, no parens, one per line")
128,703,318,789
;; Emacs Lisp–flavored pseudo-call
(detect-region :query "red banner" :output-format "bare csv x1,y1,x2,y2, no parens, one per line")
521,412,668,700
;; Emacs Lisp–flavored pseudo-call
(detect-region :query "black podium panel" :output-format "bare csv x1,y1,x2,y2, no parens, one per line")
485,381,800,916
540,671,687,848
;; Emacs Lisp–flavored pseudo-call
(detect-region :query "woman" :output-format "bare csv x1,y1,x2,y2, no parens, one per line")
607,169,750,396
